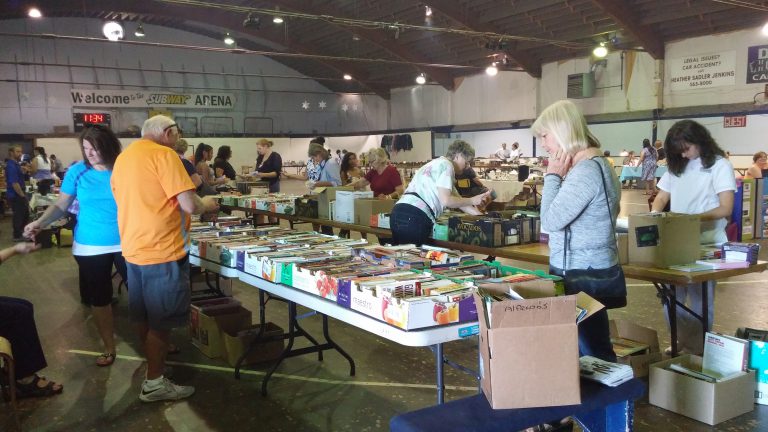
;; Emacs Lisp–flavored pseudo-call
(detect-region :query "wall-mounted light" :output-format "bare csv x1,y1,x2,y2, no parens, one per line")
135,23,145,38
224,32,235,45
343,74,353,80
762,22,768,36
593,42,608,58
425,6,433,17
103,21,124,41
415,73,426,85
485,62,498,76
28,8,42,18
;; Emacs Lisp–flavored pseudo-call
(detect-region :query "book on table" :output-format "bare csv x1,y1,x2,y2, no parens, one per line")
668,262,712,272
702,332,749,379
579,356,634,387
694,259,751,270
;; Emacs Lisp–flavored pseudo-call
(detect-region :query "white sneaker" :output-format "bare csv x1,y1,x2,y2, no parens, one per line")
139,377,194,402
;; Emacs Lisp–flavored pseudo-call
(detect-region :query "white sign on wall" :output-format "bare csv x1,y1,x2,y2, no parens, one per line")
70,89,235,109
668,51,735,91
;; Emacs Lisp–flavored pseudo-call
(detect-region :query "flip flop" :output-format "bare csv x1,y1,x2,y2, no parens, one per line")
14,375,63,399
96,352,116,367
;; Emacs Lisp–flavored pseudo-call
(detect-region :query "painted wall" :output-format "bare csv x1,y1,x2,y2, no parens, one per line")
0,17,388,135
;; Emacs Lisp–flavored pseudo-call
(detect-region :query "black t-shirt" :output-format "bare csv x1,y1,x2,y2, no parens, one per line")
454,167,483,197
213,158,237,179
256,152,283,187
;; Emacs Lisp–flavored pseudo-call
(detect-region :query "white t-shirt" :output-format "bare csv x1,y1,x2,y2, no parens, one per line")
398,157,455,222
495,148,511,160
510,148,521,160
657,156,736,245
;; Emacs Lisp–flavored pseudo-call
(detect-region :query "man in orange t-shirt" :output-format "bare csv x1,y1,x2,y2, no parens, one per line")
111,115,218,403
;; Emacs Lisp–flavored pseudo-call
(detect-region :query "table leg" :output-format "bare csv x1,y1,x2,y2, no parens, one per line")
655,283,679,357
700,281,710,332
261,301,300,396
435,343,445,405
322,314,355,376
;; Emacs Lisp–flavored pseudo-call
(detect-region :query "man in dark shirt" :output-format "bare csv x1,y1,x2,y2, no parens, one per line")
6,145,30,241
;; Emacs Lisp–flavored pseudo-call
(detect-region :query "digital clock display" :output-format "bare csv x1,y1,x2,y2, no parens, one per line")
73,112,112,132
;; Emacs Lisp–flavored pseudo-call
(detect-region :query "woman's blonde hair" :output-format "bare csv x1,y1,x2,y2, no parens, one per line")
367,148,389,165
175,138,189,154
256,138,274,148
531,100,600,154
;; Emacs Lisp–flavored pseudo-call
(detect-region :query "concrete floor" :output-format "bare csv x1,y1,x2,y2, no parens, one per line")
1,184,767,431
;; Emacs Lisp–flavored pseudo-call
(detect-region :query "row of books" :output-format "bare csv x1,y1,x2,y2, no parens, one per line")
667,332,751,383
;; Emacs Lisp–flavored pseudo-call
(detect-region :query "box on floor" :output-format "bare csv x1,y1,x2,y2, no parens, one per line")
222,322,284,367
649,354,755,425
189,299,252,359
609,319,661,378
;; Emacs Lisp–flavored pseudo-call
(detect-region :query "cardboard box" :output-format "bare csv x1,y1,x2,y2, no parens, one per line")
334,190,374,223
616,233,628,265
448,217,525,247
649,355,755,425
222,322,284,367
750,340,768,405
609,319,661,377
473,279,586,409
189,302,252,359
295,196,319,218
315,186,354,219
354,198,395,226
628,213,700,267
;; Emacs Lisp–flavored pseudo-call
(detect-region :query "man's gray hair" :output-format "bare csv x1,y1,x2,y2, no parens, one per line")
142,115,175,138
445,140,475,161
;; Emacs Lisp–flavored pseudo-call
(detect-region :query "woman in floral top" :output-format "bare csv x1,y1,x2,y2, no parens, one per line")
390,140,491,246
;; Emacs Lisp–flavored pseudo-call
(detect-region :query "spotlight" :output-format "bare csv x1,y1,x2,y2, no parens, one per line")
415,73,426,85
273,16,284,24
102,21,124,41
593,42,608,58
28,8,42,18
135,23,145,37
425,6,433,17
243,13,261,29
485,62,498,76
343,74,353,80
224,32,235,45
763,22,768,36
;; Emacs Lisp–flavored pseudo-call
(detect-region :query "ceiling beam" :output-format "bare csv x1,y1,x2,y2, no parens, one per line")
6,0,391,98
426,0,542,78
591,0,665,59
268,0,456,90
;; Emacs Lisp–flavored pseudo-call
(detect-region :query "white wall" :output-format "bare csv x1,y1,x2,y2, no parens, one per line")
37,131,433,172
389,71,538,129
657,115,768,160
0,18,388,135
663,28,767,108
435,129,534,159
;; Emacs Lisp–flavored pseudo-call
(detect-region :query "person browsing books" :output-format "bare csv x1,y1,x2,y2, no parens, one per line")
651,120,736,355
533,100,624,363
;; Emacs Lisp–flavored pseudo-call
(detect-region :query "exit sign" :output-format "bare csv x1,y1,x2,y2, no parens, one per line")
724,115,747,128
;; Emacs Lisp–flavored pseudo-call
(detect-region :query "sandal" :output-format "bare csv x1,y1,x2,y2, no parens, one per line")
15,375,63,399
96,352,116,367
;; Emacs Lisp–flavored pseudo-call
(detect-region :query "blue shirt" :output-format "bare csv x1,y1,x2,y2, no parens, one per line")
5,159,25,199
61,161,120,247
317,159,341,186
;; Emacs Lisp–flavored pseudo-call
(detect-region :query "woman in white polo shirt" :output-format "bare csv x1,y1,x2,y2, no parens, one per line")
651,119,736,355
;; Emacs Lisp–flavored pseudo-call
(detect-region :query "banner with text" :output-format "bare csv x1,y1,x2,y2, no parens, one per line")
747,45,768,83
669,51,735,91
70,89,235,109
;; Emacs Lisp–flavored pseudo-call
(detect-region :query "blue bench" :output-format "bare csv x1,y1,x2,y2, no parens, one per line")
390,378,646,432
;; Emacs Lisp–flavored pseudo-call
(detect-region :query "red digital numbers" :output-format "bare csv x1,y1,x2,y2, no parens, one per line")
83,113,104,123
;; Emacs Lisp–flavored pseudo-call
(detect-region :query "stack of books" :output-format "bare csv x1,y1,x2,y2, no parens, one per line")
667,332,749,382
579,356,634,387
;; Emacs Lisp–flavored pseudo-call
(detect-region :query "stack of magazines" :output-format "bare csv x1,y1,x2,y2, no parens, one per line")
579,356,634,387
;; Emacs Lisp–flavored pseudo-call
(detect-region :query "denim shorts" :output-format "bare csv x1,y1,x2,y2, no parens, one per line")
127,255,190,331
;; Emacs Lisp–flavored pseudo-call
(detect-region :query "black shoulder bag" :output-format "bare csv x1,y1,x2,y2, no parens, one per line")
562,159,627,309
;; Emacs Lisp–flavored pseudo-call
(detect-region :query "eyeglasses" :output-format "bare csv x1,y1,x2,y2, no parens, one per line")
164,124,182,135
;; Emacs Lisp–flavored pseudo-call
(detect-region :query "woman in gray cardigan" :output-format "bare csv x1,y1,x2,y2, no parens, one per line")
532,100,624,362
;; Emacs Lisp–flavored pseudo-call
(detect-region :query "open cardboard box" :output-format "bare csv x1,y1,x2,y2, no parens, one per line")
189,301,252,359
473,279,604,409
628,212,700,267
649,354,755,425
609,319,661,378
313,186,353,219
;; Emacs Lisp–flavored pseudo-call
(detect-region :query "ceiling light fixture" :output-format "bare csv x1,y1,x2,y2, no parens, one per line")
415,73,427,85
135,23,145,37
102,21,124,41
28,8,42,18
273,6,284,24
224,32,235,45
593,42,608,58
425,6,433,17
343,74,353,80
485,62,498,76
762,22,768,36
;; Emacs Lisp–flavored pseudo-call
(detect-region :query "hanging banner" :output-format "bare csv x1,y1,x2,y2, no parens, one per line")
70,89,235,109
668,51,735,91
747,45,768,83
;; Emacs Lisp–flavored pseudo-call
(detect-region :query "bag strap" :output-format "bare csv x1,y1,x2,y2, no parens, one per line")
563,158,616,273
404,191,437,220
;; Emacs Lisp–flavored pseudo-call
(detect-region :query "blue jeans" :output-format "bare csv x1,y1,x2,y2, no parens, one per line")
390,203,433,246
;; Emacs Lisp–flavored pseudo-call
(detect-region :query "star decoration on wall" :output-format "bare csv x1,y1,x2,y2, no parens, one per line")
318,101,327,109
301,100,310,110
341,104,349,112
352,104,359,111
